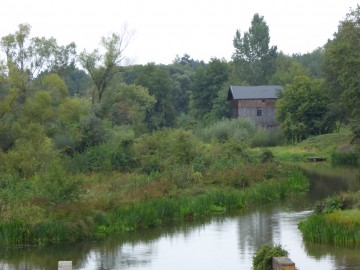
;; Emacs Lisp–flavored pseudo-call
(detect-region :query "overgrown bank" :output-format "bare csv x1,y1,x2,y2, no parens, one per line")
269,129,360,246
0,168,307,246
0,120,309,246
298,191,360,245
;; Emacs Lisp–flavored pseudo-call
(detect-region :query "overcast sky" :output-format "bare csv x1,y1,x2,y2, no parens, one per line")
0,0,358,65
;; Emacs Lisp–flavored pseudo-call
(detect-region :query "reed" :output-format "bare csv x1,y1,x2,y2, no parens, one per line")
0,167,308,246
98,170,308,236
298,209,360,245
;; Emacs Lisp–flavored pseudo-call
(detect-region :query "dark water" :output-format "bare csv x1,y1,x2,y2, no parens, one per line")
1,165,360,270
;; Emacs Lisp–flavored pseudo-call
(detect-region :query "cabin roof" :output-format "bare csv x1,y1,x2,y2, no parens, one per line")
227,85,283,100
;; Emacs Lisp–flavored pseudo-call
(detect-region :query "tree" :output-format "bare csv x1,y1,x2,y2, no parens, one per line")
79,27,133,106
98,83,156,134
323,6,360,140
135,63,175,130
0,24,76,100
270,53,310,85
292,47,324,78
232,14,278,85
276,76,334,143
190,58,230,121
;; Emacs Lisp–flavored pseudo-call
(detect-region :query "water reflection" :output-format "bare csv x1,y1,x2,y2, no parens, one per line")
1,166,360,270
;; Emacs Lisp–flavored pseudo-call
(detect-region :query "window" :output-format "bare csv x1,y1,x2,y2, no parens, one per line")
257,109,262,116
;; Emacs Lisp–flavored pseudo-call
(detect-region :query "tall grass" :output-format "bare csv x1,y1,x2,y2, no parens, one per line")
0,167,307,246
298,209,360,245
98,170,308,237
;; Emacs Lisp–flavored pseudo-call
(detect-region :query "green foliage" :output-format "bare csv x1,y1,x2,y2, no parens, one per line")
232,13,278,85
292,47,324,78
190,58,230,121
314,196,345,214
79,30,132,105
323,6,360,138
196,118,257,144
300,191,360,245
78,114,108,150
251,128,285,147
0,123,57,177
98,83,156,134
135,63,175,130
253,244,288,270
132,129,204,174
270,53,310,85
299,210,360,245
31,164,83,205
276,76,334,143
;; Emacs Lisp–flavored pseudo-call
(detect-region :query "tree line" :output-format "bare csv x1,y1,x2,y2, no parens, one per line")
0,6,359,174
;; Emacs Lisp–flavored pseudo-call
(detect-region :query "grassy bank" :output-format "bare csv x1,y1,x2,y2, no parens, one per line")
298,192,360,245
298,210,360,245
269,128,354,163
0,167,308,246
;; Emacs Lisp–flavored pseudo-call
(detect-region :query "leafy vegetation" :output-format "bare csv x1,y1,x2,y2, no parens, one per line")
299,192,360,245
1,6,360,248
253,244,289,270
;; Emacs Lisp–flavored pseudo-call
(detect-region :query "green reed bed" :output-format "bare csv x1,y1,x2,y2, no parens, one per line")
98,170,308,237
298,209,360,245
0,168,308,246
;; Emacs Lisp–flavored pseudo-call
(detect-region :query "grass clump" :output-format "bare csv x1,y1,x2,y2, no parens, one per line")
299,191,360,245
253,244,288,270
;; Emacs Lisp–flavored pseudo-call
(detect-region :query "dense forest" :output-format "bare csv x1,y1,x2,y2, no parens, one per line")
0,6,359,246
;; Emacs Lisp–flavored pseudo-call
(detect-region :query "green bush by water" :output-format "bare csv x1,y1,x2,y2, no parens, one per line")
253,244,288,270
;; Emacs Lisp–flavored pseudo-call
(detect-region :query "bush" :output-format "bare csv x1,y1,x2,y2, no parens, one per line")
251,128,285,147
253,244,288,270
195,118,257,144
132,129,204,174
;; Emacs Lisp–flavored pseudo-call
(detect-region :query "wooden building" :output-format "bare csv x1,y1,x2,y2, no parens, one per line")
227,85,283,129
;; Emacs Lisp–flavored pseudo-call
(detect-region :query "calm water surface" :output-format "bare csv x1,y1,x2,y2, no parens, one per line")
1,165,360,270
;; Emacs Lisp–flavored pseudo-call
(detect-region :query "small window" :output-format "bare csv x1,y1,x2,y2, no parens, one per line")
257,109,262,116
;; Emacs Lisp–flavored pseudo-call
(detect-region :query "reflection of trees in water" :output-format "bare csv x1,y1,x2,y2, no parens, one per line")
0,242,92,270
302,166,360,202
237,207,279,258
76,243,155,269
303,240,360,270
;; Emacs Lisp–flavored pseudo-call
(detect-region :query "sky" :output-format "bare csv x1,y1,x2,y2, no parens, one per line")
0,0,359,65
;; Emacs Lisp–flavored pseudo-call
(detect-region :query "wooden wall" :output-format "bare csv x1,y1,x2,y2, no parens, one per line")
230,98,278,129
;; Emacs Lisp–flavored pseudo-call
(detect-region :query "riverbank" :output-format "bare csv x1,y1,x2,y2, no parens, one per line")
0,164,308,246
269,129,360,246
298,191,360,245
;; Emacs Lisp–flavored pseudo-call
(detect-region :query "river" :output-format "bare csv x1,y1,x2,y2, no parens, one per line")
1,164,360,270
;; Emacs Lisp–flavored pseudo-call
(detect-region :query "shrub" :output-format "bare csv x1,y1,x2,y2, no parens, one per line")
195,118,257,144
253,244,288,270
132,129,204,174
251,128,285,147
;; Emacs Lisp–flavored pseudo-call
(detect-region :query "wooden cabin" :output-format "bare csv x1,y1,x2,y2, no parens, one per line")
227,85,283,129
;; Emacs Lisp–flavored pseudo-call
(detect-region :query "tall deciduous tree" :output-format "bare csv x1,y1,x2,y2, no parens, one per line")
323,6,360,141
276,76,334,143
79,27,133,106
0,24,76,93
232,13,278,85
135,63,175,130
190,58,229,121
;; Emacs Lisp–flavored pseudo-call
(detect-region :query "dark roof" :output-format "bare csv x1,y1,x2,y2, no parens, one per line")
227,85,283,100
